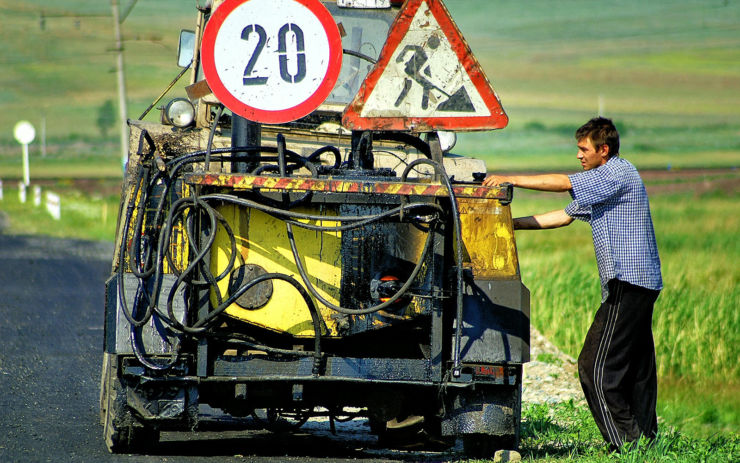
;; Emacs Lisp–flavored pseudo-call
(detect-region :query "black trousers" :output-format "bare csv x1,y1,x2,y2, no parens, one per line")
577,279,660,449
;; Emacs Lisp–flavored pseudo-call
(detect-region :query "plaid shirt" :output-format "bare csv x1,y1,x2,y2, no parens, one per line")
565,156,663,301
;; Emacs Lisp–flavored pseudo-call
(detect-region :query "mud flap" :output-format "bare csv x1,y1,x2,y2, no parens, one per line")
126,380,199,426
440,385,521,440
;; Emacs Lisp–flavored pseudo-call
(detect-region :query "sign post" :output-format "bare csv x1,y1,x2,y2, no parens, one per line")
14,121,36,187
201,0,343,124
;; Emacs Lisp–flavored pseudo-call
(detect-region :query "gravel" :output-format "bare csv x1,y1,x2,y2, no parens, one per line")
523,328,585,405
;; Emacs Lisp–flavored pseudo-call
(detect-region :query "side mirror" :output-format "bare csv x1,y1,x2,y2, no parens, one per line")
177,30,196,68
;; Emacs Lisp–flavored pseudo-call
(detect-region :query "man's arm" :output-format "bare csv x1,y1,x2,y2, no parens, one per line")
513,209,574,230
483,173,572,192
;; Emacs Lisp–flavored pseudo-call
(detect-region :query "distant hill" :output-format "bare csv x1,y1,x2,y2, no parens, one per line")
1,0,738,171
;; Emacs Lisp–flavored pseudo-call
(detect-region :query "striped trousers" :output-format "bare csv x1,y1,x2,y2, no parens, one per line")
577,279,660,450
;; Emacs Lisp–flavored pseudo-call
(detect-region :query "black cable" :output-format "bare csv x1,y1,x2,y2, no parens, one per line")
115,138,447,372
286,219,436,316
195,272,324,375
402,158,465,377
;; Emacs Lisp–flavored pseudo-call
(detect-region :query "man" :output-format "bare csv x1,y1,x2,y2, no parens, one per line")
484,117,663,450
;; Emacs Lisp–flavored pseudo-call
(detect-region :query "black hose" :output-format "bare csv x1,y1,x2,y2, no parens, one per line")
401,158,465,376
115,138,448,372
195,272,324,375
286,219,436,316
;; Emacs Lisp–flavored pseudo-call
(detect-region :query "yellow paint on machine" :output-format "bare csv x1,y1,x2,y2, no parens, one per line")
211,204,343,337
458,198,519,279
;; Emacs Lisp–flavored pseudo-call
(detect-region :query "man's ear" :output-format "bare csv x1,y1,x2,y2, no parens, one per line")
599,144,610,159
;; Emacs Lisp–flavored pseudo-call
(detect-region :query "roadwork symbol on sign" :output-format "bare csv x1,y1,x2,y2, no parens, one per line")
201,0,343,124
342,0,508,132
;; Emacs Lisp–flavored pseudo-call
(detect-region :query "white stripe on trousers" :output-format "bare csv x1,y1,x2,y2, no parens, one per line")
593,283,624,447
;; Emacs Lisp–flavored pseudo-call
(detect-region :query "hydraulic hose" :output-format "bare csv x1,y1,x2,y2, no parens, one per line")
286,219,436,316
116,138,449,372
402,158,465,377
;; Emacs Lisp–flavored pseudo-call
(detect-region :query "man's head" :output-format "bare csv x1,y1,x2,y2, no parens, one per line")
575,117,620,171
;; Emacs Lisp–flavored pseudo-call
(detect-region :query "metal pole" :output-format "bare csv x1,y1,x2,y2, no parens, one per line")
111,0,129,171
22,143,30,186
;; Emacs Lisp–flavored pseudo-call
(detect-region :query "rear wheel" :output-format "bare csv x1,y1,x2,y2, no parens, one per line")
100,354,160,453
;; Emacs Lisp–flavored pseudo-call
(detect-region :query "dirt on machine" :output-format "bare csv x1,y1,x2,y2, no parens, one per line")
100,0,530,458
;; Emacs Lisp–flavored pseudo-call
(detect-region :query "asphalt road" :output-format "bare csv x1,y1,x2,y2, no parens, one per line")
0,235,457,462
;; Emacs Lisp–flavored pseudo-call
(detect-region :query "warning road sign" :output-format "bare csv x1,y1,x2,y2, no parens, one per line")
342,0,508,132
201,0,343,124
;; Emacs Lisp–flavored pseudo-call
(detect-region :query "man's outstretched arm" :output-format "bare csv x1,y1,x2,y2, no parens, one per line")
483,173,572,192
514,209,574,230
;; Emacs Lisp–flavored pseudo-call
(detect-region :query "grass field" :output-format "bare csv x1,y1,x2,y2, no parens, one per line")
446,0,740,171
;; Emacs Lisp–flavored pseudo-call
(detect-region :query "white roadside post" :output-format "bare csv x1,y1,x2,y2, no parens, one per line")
14,121,36,187
34,185,42,206
18,182,26,204
45,192,61,220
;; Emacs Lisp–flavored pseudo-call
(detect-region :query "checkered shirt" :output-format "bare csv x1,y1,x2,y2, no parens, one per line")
565,156,663,301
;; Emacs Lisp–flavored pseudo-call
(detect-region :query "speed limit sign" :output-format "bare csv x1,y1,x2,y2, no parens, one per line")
201,0,343,124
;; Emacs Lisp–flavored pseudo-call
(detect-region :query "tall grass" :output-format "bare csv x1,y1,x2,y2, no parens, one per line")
511,187,739,436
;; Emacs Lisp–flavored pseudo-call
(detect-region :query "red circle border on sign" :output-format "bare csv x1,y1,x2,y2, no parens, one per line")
201,0,343,124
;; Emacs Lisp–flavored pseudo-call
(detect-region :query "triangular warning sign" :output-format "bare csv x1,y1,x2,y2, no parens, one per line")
342,0,508,132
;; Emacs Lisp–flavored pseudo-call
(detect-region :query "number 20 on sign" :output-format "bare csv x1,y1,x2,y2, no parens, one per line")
201,0,343,124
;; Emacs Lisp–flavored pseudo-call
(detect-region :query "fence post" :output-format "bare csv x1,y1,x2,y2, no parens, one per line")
45,191,61,220
34,185,42,206
19,182,26,204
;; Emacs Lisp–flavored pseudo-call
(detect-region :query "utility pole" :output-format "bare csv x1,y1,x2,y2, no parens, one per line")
111,0,129,171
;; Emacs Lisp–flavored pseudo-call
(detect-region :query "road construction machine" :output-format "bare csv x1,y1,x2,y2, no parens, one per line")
100,0,529,457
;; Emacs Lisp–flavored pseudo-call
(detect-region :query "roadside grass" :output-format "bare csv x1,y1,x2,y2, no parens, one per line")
0,145,123,179
515,401,740,462
511,188,739,438
0,184,119,242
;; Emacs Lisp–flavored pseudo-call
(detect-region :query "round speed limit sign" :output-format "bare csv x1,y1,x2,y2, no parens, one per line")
201,0,343,124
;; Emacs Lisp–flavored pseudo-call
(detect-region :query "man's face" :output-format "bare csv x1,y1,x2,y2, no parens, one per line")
576,137,609,171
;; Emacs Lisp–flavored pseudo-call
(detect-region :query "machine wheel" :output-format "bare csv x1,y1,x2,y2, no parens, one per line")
100,353,160,454
461,434,517,459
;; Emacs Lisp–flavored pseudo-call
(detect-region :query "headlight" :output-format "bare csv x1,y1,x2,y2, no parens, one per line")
163,98,195,127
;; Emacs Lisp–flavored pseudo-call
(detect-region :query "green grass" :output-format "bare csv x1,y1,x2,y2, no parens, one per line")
0,0,194,146
517,401,740,462
0,184,119,242
0,147,123,180
445,0,740,171
1,0,739,168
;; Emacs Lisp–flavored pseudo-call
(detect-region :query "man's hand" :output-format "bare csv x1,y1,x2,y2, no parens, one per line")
482,174,510,187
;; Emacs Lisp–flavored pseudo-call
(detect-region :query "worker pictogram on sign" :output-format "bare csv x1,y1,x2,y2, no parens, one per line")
201,0,343,124
342,0,508,132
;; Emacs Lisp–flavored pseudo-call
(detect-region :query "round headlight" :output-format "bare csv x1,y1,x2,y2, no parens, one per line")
164,98,195,127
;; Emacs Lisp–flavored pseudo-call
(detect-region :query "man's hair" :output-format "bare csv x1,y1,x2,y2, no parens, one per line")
575,117,620,156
